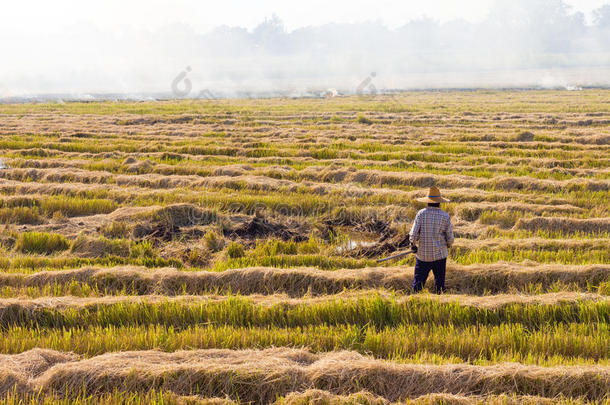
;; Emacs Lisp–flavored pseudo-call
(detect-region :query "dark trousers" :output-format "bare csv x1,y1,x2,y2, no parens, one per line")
412,258,447,294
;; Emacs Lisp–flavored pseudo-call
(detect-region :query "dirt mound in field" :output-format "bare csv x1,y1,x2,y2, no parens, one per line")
1,348,606,401
351,231,411,258
515,217,610,234
225,214,309,242
133,222,178,241
154,204,218,227
514,131,535,142
132,204,217,240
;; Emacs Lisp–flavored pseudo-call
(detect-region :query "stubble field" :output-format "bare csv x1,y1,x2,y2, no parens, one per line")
0,90,609,404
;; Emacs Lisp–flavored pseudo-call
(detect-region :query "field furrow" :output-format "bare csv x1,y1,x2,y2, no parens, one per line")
2,264,608,296
1,348,610,402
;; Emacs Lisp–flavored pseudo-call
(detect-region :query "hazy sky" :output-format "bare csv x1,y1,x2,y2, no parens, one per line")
2,0,609,33
2,0,609,96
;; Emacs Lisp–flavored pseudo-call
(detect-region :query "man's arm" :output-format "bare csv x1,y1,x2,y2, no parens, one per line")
444,216,454,247
409,212,421,244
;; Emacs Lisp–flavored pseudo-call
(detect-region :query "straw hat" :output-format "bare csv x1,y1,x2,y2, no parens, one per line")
417,186,450,203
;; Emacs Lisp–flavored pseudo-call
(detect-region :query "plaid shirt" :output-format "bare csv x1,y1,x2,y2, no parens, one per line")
409,207,454,262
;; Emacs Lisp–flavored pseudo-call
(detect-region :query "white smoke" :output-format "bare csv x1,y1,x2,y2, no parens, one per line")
0,0,609,99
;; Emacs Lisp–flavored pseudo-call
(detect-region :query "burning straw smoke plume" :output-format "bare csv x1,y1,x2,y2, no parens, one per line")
1,0,609,98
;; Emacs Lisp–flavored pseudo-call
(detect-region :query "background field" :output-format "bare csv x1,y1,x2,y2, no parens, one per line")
0,90,609,404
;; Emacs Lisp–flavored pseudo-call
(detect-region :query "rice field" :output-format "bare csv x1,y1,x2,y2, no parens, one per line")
0,90,609,404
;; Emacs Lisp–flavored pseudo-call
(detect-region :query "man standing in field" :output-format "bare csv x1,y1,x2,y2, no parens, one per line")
409,186,454,294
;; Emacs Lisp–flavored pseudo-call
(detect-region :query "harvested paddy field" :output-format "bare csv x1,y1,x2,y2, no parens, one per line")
0,90,609,404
